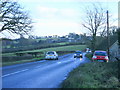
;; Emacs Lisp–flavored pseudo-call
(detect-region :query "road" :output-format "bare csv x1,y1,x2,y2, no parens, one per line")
2,53,90,88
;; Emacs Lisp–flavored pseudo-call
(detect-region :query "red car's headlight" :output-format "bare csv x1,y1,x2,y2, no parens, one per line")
105,56,109,60
92,56,97,59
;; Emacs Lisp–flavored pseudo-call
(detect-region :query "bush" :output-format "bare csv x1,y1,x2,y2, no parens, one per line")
85,53,93,61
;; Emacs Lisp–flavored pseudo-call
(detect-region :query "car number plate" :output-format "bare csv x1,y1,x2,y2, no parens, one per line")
98,60,103,62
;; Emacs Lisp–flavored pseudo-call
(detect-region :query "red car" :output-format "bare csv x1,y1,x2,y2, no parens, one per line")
92,51,109,62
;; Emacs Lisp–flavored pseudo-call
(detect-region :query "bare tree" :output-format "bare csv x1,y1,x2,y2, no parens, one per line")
82,4,106,52
0,0,33,37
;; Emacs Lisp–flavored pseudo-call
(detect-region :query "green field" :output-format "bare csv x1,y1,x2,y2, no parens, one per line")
21,44,86,53
2,45,87,66
2,45,87,56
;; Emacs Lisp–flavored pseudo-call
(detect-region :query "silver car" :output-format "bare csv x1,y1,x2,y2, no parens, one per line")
45,51,58,60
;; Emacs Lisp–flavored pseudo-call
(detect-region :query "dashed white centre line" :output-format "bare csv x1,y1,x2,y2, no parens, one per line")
2,69,29,78
57,62,62,64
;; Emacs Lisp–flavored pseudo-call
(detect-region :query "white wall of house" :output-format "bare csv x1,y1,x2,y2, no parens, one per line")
109,40,119,60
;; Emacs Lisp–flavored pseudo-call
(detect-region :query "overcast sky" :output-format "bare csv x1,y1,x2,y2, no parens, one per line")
1,0,119,39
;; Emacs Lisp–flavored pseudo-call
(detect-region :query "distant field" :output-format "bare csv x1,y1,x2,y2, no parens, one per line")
52,42,69,45
21,44,86,53
2,45,87,56
2,42,69,49
2,45,87,66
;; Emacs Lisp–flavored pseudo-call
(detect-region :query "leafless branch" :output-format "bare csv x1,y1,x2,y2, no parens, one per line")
0,0,33,37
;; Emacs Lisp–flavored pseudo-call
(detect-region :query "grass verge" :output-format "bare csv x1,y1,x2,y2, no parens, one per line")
62,61,119,88
62,53,120,88
2,57,44,66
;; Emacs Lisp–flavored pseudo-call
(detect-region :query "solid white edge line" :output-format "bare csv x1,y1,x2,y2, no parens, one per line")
2,69,29,78
38,60,46,63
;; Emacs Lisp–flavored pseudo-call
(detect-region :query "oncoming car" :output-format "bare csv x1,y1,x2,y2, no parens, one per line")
86,48,91,53
45,51,58,60
74,51,83,58
92,51,109,62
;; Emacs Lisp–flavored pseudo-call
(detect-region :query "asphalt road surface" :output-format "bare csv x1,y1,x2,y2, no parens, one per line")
2,53,90,88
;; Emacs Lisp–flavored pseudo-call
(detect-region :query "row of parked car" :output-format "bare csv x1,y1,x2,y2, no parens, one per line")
45,50,109,62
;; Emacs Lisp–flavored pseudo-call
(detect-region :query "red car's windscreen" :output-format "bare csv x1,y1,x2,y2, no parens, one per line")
95,52,107,56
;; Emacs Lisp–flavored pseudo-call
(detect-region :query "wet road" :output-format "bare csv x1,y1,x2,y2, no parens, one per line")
2,53,90,88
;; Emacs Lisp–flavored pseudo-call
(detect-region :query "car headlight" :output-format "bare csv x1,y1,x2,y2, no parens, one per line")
105,56,109,60
74,54,77,56
92,56,97,59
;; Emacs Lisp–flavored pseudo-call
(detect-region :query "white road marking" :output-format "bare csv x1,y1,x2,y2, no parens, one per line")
61,60,73,63
57,62,61,64
57,60,73,64
2,59,74,78
2,69,29,78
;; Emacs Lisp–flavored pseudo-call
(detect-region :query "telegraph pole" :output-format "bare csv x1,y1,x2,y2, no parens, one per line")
107,10,110,57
